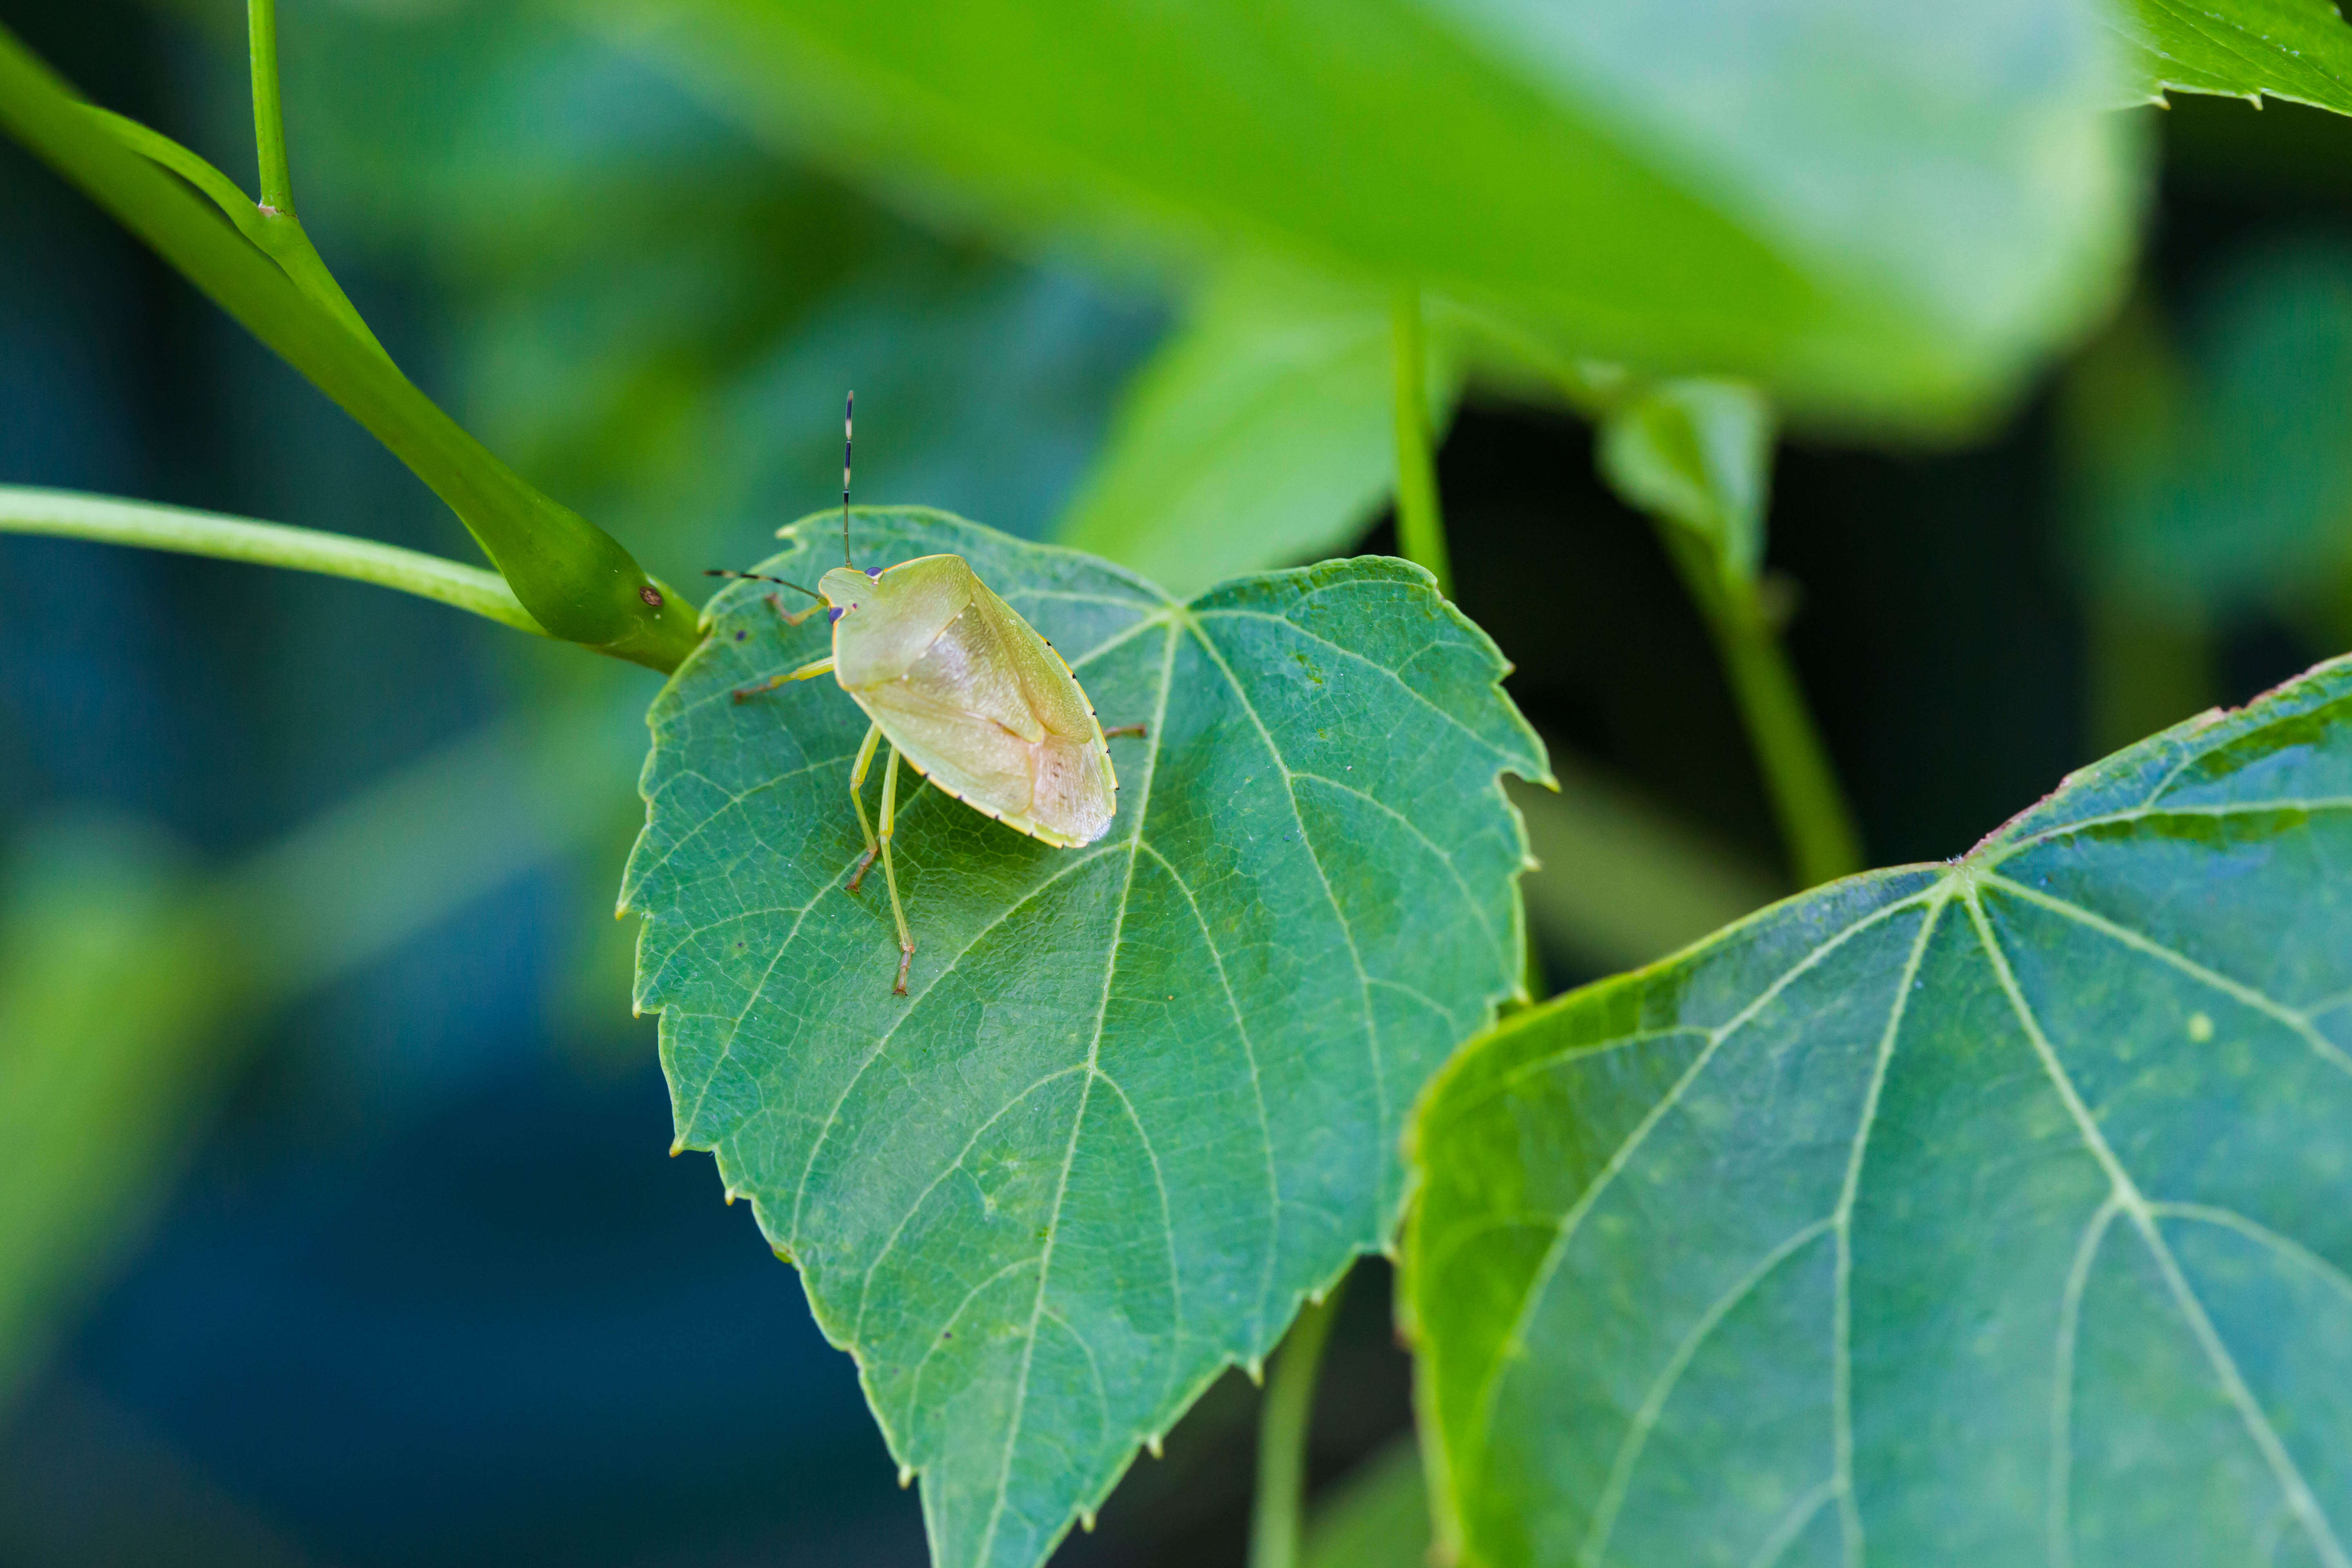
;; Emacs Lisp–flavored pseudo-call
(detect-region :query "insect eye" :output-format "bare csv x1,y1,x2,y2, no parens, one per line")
829,607,846,623
865,566,884,579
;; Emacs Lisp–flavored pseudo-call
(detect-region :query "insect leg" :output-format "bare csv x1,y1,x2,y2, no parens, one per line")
731,656,836,703
877,745,915,995
845,721,883,891
1101,723,1149,739
762,590,829,628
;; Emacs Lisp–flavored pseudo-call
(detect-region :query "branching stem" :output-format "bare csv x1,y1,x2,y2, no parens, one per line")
1250,1271,1349,1568
1658,526,1862,887
0,23,699,668
0,487,548,639
1390,290,1453,596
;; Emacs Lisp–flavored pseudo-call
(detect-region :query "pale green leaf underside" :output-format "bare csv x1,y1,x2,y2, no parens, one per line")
1057,267,1459,600
1595,379,1775,584
625,509,1544,1568
1408,653,2352,1568
2110,0,2352,115
591,0,2136,426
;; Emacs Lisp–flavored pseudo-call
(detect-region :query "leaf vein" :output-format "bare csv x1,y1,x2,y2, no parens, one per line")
1983,874,2352,1080
1183,617,1390,1193
786,841,1127,1243
1965,891,2350,1568
1462,889,1934,1476
1582,1216,1838,1567
1136,840,1283,1344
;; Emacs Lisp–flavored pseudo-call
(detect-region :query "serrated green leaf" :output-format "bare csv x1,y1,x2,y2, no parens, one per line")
2109,0,2352,114
1406,653,2352,1567
1059,268,1458,599
623,508,1546,1568
584,0,2140,428
1597,380,1775,585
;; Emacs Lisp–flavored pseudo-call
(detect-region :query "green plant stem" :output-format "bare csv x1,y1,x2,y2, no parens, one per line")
0,24,699,670
1250,1273,1349,1568
1658,527,1862,887
78,106,387,358
246,0,291,214
1390,290,1453,595
0,487,550,641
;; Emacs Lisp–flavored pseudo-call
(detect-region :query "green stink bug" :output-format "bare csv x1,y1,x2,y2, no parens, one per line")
710,396,1139,995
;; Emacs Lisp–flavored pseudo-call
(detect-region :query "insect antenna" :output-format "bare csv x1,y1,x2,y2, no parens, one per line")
704,568,821,601
842,389,855,568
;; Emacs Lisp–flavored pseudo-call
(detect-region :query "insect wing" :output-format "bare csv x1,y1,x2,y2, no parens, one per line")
964,581,1118,844
850,679,1067,840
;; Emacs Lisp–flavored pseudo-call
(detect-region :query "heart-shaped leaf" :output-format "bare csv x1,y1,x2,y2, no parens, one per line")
1406,654,2352,1566
624,508,1545,1568
2109,0,2352,115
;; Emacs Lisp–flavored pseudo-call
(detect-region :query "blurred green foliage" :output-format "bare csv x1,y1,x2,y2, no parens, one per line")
585,0,2142,428
2068,241,2352,622
0,690,642,1420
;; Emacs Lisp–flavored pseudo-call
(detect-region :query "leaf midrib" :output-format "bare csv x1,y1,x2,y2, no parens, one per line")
970,617,1183,1568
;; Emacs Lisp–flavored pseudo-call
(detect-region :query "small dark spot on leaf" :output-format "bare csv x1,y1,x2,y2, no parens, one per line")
640,584,665,607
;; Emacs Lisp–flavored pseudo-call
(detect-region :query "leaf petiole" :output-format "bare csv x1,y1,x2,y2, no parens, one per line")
246,0,292,215
0,487,551,642
1250,1272,1349,1568
1390,290,1454,596
1656,524,1862,886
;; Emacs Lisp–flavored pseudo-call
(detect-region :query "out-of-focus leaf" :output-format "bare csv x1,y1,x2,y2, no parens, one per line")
1407,654,2352,1567
1302,1437,1430,1568
584,0,2141,428
0,693,646,1412
2109,0,2352,114
1059,268,1457,597
0,823,240,1409
624,508,1547,1568
1597,380,1775,585
2068,239,2352,619
1513,759,1780,978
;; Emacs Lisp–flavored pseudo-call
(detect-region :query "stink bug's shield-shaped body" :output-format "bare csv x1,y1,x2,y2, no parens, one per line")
819,556,1118,847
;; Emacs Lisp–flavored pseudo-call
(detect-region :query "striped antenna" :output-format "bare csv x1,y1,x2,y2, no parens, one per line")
843,391,855,568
